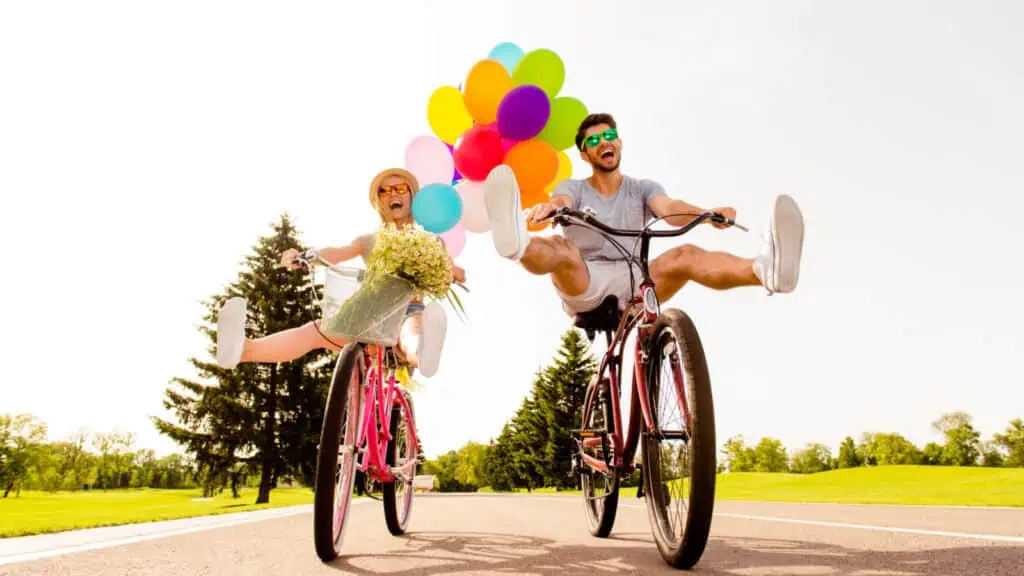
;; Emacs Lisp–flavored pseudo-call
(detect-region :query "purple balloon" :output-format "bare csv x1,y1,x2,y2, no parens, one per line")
497,85,551,141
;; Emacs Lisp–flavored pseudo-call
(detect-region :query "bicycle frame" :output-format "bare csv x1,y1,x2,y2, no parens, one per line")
352,345,420,485
565,209,719,478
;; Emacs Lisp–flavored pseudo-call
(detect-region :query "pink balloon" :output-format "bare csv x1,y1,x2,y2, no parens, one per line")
404,135,454,187
456,180,490,233
440,222,466,258
501,137,517,153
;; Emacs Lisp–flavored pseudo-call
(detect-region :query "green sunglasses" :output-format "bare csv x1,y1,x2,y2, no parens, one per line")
582,128,619,150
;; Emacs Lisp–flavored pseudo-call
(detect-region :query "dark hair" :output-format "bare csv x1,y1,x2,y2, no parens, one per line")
575,113,617,151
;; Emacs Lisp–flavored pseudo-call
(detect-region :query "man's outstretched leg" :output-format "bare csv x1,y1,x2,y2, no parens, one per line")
651,194,804,301
484,165,591,298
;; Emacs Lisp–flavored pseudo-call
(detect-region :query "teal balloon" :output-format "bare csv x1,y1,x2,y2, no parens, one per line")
412,183,463,233
488,42,524,74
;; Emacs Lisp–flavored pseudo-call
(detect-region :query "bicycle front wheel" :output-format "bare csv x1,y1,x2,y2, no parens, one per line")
313,344,364,563
383,388,417,535
640,309,716,570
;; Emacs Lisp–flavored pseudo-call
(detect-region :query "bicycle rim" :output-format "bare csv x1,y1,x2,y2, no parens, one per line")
579,376,620,537
641,309,716,569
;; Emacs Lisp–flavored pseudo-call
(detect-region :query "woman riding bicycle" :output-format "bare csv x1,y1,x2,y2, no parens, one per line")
215,167,466,378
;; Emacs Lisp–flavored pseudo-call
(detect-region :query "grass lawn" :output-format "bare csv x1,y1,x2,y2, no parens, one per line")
0,487,314,538
711,465,1024,506
482,466,1024,507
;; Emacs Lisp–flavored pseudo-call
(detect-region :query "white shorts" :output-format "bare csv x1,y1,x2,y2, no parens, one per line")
555,259,644,316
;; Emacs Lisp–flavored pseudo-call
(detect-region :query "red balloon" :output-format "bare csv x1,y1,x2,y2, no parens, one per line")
453,124,505,181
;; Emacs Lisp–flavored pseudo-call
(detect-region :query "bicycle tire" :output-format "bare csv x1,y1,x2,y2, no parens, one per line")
313,343,364,563
640,308,716,570
382,389,416,535
579,376,620,537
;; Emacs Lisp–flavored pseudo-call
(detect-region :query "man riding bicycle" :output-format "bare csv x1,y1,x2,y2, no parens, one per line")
483,112,804,315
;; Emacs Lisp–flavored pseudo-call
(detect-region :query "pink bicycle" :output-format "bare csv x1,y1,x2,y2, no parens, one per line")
289,250,422,562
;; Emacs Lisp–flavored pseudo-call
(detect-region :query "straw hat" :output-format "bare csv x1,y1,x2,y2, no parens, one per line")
368,168,420,212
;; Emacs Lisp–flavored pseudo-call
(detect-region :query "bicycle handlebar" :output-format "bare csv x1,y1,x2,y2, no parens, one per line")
546,207,748,237
286,248,470,292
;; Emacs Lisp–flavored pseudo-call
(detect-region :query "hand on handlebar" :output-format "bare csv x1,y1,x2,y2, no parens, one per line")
526,202,560,226
708,207,737,230
280,247,319,270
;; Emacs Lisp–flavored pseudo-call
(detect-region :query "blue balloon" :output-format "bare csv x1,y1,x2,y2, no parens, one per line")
488,42,525,74
412,183,463,233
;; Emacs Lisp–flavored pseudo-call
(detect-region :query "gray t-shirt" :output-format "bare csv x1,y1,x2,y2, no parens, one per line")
551,175,667,261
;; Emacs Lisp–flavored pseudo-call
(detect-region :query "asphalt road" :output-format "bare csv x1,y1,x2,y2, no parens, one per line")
2,495,1022,575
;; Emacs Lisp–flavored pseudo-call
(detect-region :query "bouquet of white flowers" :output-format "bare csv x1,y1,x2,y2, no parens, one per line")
322,224,465,344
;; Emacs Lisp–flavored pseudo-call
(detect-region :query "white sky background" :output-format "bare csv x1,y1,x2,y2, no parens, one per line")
2,1,1022,459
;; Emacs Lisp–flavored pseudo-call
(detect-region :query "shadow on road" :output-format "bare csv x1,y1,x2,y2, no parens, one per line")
328,531,1024,575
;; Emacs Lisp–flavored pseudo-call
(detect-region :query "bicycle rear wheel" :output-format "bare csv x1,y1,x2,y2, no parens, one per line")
578,376,620,537
313,344,364,562
383,388,416,535
640,309,716,570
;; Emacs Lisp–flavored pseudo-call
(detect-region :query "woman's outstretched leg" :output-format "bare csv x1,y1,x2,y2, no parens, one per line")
216,297,345,368
396,301,448,378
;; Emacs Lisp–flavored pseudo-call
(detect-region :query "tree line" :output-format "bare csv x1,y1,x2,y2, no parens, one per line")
722,412,1024,474
0,414,197,497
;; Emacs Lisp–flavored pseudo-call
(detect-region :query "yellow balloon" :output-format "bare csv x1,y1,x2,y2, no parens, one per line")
544,149,573,193
463,59,512,125
427,86,473,144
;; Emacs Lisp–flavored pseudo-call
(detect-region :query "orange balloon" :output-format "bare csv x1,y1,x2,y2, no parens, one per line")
521,186,549,209
463,60,512,125
505,139,558,195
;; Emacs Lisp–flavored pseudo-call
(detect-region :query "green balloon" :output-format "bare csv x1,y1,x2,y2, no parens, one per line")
512,48,565,98
537,97,589,151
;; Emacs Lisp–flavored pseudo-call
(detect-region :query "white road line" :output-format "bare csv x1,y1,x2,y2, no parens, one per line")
0,502,361,566
712,512,1024,543
612,503,1024,543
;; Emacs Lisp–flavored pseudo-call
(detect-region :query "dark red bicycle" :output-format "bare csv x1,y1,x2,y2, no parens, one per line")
549,206,745,570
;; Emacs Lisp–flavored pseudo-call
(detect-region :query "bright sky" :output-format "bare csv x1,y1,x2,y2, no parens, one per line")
3,1,1022,460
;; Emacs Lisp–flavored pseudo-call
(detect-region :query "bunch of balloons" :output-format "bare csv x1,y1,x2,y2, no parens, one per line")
402,42,589,257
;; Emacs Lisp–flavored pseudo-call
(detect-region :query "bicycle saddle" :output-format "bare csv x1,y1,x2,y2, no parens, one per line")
573,296,623,339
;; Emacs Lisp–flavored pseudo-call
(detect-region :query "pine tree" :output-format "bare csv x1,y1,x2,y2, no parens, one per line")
537,329,597,489
154,214,333,503
508,394,547,490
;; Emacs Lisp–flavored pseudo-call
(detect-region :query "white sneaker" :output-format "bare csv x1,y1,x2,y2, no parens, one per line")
216,297,247,369
484,165,529,261
753,194,804,294
416,301,447,378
